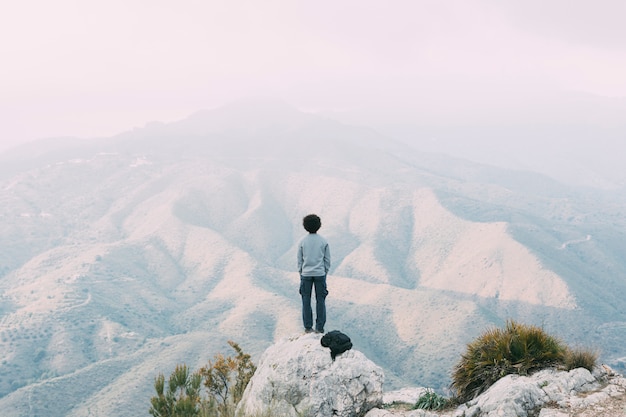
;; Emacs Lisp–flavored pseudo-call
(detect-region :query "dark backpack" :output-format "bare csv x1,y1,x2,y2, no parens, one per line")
320,330,353,360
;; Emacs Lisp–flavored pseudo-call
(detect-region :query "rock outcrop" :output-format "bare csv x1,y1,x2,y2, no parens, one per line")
366,365,626,417
236,332,384,417
236,332,625,417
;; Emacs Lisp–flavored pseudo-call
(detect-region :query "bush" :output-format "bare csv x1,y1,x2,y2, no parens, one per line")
149,341,255,417
565,347,598,372
414,389,450,410
149,364,203,417
450,320,567,402
200,341,256,416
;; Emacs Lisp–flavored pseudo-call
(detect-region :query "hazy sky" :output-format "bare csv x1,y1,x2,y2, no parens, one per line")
2,0,626,152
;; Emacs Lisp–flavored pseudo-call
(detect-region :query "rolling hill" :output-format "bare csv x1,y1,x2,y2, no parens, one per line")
1,101,625,416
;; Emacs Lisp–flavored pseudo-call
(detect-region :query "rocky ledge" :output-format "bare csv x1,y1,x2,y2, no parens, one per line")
237,333,625,417
370,365,625,417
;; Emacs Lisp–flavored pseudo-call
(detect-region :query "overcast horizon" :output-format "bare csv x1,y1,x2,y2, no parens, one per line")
2,0,626,176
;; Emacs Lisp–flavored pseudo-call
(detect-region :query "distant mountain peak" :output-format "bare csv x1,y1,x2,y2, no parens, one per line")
152,98,318,137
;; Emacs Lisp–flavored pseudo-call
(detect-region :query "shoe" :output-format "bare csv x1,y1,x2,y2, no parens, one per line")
305,328,314,333
316,329,324,334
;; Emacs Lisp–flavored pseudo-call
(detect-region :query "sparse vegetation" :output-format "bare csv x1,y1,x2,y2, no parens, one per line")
150,341,255,417
414,389,451,410
149,364,204,417
564,347,598,372
450,320,568,402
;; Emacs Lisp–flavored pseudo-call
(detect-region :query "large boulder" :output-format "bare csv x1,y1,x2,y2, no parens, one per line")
237,332,384,417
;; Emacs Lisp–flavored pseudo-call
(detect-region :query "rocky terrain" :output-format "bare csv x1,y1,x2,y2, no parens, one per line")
377,367,626,417
242,332,626,417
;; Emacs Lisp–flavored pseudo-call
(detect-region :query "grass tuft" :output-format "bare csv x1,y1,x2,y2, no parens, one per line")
450,320,567,403
414,389,451,410
564,347,598,372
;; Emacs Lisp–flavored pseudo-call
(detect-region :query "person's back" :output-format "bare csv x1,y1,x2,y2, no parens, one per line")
298,233,330,277
297,214,330,333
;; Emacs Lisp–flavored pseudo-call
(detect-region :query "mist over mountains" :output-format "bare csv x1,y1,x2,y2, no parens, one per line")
326,91,626,190
1,101,625,417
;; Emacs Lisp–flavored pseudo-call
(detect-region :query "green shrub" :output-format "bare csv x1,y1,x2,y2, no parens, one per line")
149,341,255,417
200,341,256,415
149,364,203,417
414,389,450,410
450,320,567,403
564,347,598,372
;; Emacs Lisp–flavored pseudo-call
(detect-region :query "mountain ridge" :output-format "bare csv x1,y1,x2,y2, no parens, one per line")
1,101,625,416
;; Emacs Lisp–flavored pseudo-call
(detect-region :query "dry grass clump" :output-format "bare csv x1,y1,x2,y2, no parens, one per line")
564,347,598,372
451,320,568,403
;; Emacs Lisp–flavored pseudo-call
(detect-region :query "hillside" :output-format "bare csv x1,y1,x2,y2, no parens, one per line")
0,101,625,417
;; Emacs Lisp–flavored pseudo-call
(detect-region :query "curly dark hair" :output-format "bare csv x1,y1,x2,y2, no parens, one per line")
302,214,322,233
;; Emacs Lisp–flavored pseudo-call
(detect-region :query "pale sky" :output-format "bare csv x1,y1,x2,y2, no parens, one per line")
2,0,626,153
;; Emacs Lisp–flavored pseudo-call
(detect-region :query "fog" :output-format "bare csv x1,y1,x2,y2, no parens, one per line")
2,0,625,184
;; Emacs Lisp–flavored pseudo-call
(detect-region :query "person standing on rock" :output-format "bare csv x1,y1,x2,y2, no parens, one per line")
297,214,331,334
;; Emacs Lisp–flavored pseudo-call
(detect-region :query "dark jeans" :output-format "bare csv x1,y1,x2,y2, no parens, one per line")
300,275,328,331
